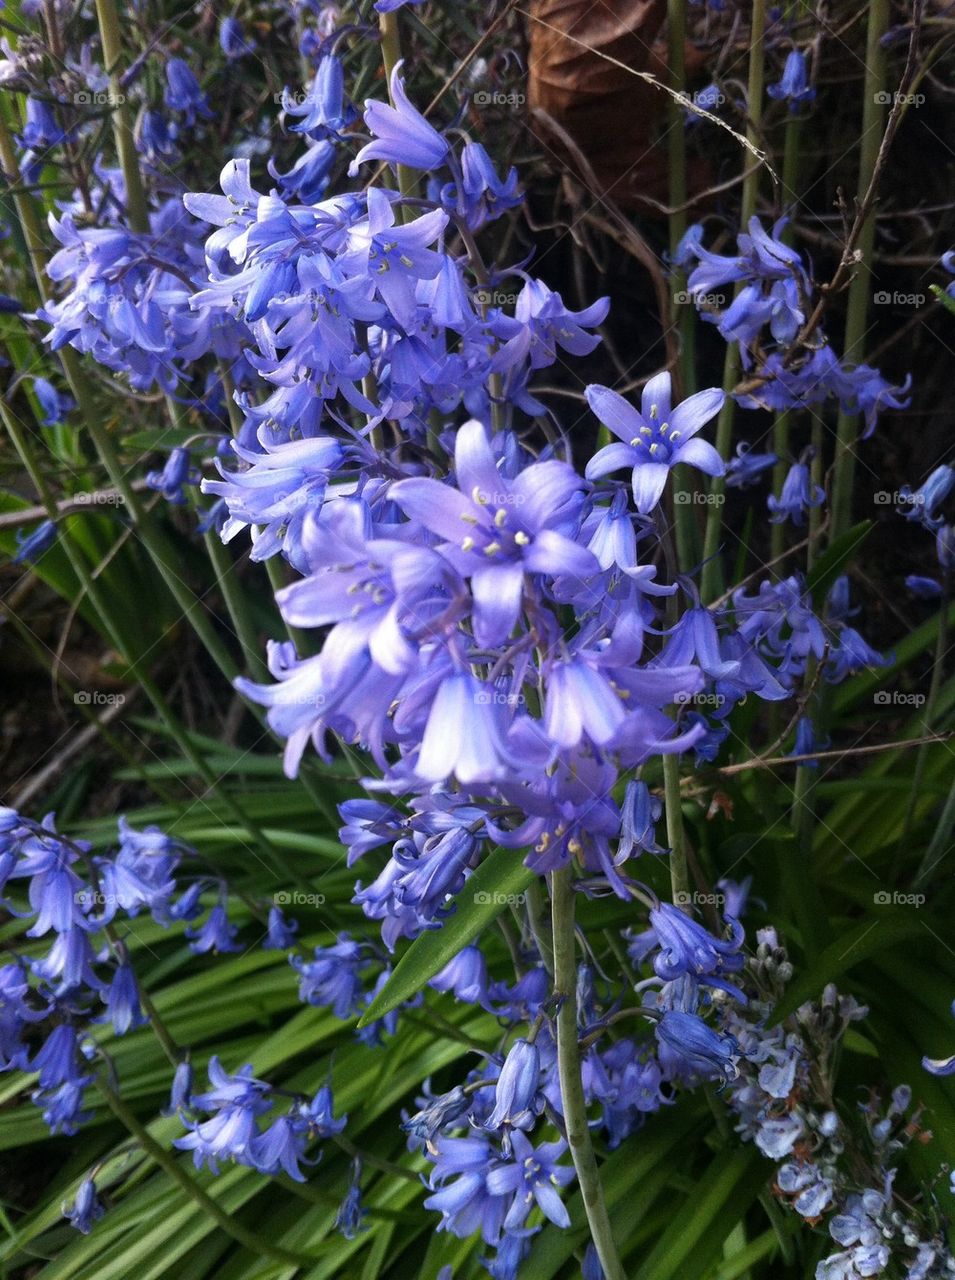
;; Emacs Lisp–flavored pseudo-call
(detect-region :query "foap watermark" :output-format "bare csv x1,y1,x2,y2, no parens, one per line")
673,290,726,309
475,689,525,708
873,690,925,707
475,288,520,309
874,90,925,107
274,891,326,906
74,691,125,707
474,890,526,906
675,490,725,506
675,690,726,709
74,90,125,106
674,890,726,908
473,90,525,108
874,489,922,506
873,291,925,307
874,890,925,908
71,491,125,507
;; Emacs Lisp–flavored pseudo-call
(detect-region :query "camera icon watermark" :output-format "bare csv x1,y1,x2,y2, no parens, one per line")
873,291,925,307
873,690,925,706
874,91,925,107
475,689,525,708
674,890,726,907
674,490,725,506
675,690,725,708
874,490,921,506
474,890,526,906
74,90,125,106
473,90,525,108
74,691,125,707
475,288,520,308
274,891,326,906
873,890,925,907
673,290,726,308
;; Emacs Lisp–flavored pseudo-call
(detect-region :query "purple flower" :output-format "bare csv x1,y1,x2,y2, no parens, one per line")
13,519,57,566
62,1177,104,1234
164,58,212,125
768,459,825,525
481,1038,543,1142
486,1131,574,1231
291,935,369,1019
767,50,816,109
349,62,448,174
391,418,597,646
585,373,725,514
33,376,74,426
655,1010,738,1082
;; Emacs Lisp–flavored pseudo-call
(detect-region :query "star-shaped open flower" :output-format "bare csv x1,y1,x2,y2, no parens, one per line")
584,373,725,514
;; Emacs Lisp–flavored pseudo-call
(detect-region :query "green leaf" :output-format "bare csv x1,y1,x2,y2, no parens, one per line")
357,845,534,1027
806,520,872,606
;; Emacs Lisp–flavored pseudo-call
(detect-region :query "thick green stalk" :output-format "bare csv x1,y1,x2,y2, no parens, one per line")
700,0,766,602
667,0,699,569
829,0,889,541
93,0,149,233
551,868,626,1280
663,752,690,905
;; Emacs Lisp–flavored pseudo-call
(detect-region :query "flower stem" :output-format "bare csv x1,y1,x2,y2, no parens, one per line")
93,0,149,234
551,867,625,1280
828,0,889,542
700,0,766,603
667,0,699,570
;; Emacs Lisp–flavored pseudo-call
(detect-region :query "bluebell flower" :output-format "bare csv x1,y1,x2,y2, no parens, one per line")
447,141,521,229
349,62,448,174
424,1135,508,1243
219,16,255,60
291,935,369,1018
31,1024,92,1090
283,56,354,139
403,1084,470,1145
174,1058,273,1172
185,901,242,955
102,962,147,1034
585,373,725,514
486,1131,574,1231
392,418,597,647
429,946,493,1009
655,1010,738,1082
250,1114,312,1181
62,1177,104,1234
263,905,299,950
146,448,197,505
617,780,666,859
335,1160,367,1238
13,518,56,566
33,376,74,426
905,574,941,599
164,58,212,125
768,459,825,525
374,0,427,9
137,110,178,161
897,464,954,530
767,50,816,109
299,1083,347,1136
481,1038,543,1144
725,441,778,489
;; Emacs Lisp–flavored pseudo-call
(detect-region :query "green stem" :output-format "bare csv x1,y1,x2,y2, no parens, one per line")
829,0,889,542
667,0,699,570
93,0,149,234
96,1074,309,1267
551,868,625,1280
899,579,949,864
700,0,766,602
663,752,690,905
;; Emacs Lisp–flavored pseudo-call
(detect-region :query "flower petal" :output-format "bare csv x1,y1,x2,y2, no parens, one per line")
631,462,670,514
584,384,643,443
